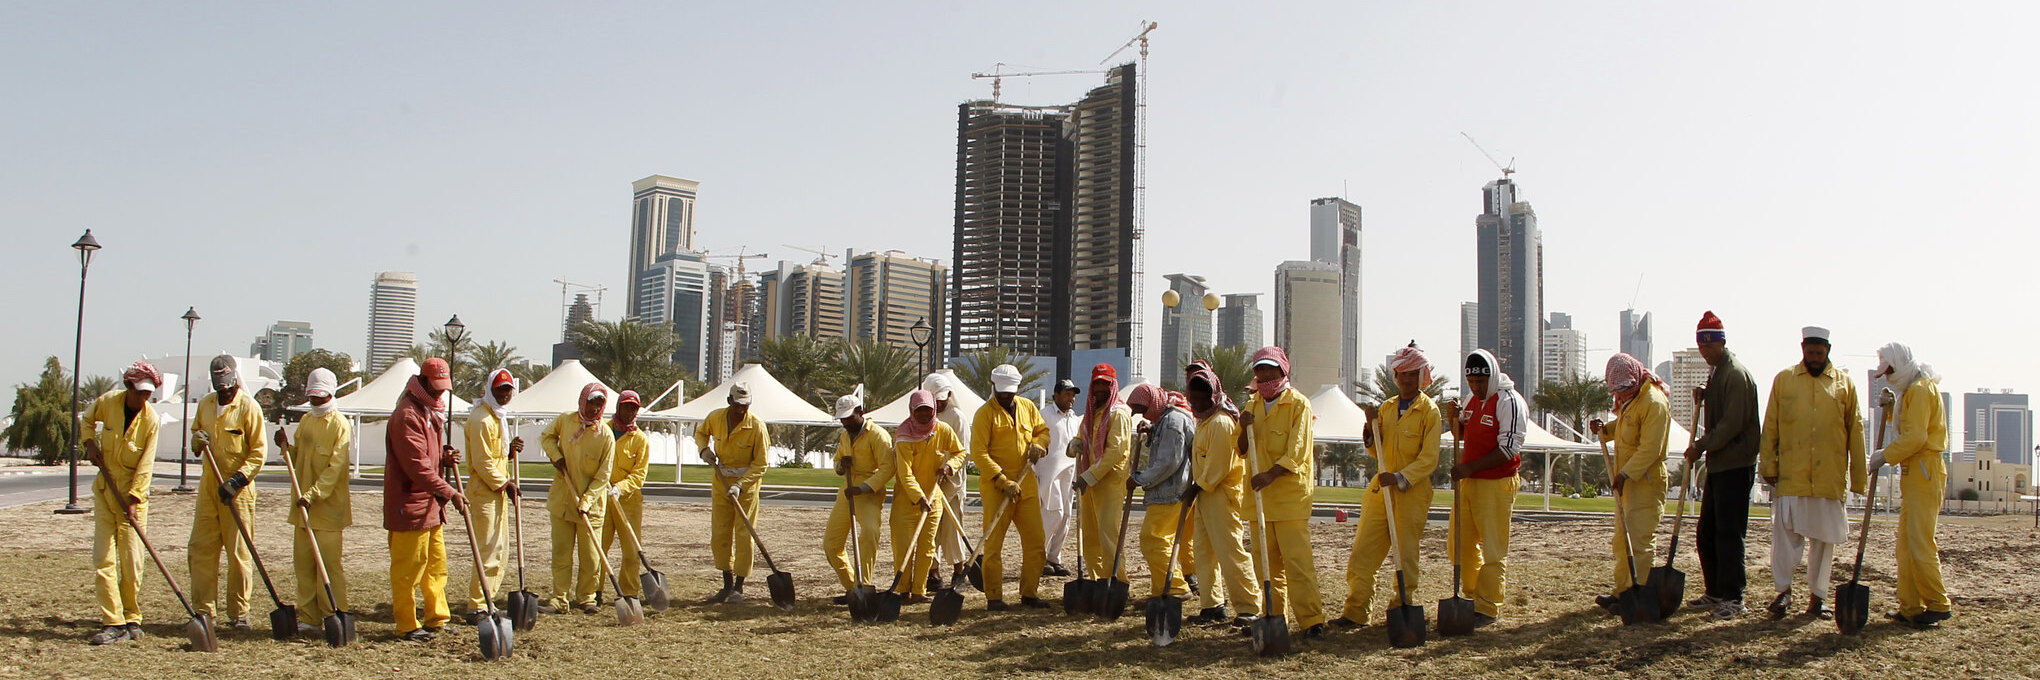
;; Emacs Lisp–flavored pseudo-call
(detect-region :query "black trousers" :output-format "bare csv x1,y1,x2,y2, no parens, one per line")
1696,464,1755,601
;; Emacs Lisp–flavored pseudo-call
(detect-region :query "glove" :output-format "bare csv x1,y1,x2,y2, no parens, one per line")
1025,445,1046,464
192,430,211,455
1868,450,1887,469
609,486,623,498
998,477,1022,497
1072,476,1090,493
847,483,871,496
217,471,250,504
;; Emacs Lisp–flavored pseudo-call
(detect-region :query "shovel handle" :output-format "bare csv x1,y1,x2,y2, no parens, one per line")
200,445,288,610
842,480,869,589
1159,496,1195,588
126,510,202,620
1849,470,1879,583
276,441,342,613
448,462,508,608
1598,440,1643,587
1107,434,1144,578
890,501,937,591
712,466,784,573
1380,436,1412,605
955,494,1018,567
557,465,631,598
607,494,657,572
1666,403,1703,563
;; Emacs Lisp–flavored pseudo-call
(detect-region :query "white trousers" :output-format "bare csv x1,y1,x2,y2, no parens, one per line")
1035,455,1077,561
1771,521,1836,594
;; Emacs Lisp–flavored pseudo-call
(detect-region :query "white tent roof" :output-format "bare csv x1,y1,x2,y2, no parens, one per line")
1307,385,1372,443
504,359,614,419
324,358,471,416
654,363,834,426
866,369,985,427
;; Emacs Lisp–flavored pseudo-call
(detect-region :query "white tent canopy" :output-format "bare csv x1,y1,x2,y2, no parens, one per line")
324,358,471,416
866,369,985,431
655,363,834,426
504,359,614,419
1308,385,1372,443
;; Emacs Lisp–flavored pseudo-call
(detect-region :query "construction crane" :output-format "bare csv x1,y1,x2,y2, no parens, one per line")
970,63,1106,102
1460,132,1516,179
1103,20,1156,379
779,244,840,267
552,278,607,340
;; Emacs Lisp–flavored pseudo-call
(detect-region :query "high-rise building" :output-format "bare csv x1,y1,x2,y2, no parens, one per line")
755,261,846,344
1275,261,1342,395
1540,312,1585,387
951,64,1137,378
1619,309,1653,367
252,321,315,364
365,271,417,374
552,293,595,366
846,250,947,371
635,251,717,381
1159,274,1213,376
1309,197,1363,397
1460,302,1480,360
626,175,699,320
1668,348,1710,428
1475,178,1543,402
1216,294,1263,351
1964,390,2032,465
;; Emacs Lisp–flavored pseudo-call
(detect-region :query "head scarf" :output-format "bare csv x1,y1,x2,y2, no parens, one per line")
1126,383,1185,424
611,390,642,435
1875,343,1937,393
577,383,608,424
1080,364,1123,465
209,354,240,392
1250,346,1292,401
1185,362,1238,420
477,368,517,433
895,389,938,443
122,360,162,393
305,368,340,416
1389,344,1433,394
990,364,1023,394
1605,352,1666,413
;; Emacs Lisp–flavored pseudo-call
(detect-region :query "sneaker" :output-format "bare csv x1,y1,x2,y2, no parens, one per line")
1595,595,1620,614
400,628,435,642
1712,600,1747,620
1300,623,1328,639
1020,597,1050,609
88,625,131,645
986,600,1010,611
298,621,322,634
124,623,143,639
1688,594,1724,607
727,589,746,605
1767,592,1790,620
1805,595,1832,620
228,616,253,631
831,595,850,605
1911,610,1951,627
1328,616,1362,629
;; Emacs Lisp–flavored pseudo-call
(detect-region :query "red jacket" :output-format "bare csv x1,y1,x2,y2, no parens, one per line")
384,377,459,532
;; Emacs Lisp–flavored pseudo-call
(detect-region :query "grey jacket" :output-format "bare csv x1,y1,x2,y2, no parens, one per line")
1130,408,1195,505
1694,349,1760,472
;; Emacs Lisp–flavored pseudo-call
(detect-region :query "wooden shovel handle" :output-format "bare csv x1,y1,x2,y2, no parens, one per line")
277,443,341,611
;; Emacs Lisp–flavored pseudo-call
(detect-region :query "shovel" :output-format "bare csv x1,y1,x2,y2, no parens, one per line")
506,495,540,631
714,468,795,612
200,448,295,640
446,464,517,658
840,482,881,623
931,496,1016,626
1599,440,1660,625
877,499,936,623
606,495,670,612
1436,419,1477,637
1063,490,1093,616
556,471,646,625
1096,434,1145,621
1145,497,1196,647
1381,477,1427,648
127,508,218,652
1242,436,1290,656
1836,396,1892,635
1649,407,1704,619
276,442,356,647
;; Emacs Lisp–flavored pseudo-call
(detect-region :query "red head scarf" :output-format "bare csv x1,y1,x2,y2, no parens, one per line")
1080,364,1122,467
1604,353,1665,413
1250,346,1292,401
895,389,938,443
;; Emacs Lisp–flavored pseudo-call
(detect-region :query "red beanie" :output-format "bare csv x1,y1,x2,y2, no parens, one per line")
1696,311,1726,343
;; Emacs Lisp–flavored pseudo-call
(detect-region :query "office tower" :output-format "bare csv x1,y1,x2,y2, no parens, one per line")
1540,312,1586,387
846,250,947,370
252,321,315,364
1475,178,1544,402
755,260,846,344
635,251,715,380
1159,273,1213,376
1669,348,1709,428
626,175,700,319
365,271,418,374
1965,390,2033,465
1620,309,1653,367
1275,261,1342,395
1309,197,1362,398
1460,302,1480,360
1217,294,1264,351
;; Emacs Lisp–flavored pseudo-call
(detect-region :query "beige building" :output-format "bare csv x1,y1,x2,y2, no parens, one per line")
1946,443,2030,502
1667,348,1710,429
846,250,945,368
1275,260,1342,397
755,261,845,343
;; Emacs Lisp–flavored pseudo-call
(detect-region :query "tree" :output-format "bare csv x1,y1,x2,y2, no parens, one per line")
571,320,687,398
754,335,847,406
462,341,523,394
5,358,73,464
76,375,118,411
279,349,362,416
1353,362,1451,408
835,340,920,406
1318,442,1373,487
953,347,1047,398
1532,372,1612,441
1189,344,1255,407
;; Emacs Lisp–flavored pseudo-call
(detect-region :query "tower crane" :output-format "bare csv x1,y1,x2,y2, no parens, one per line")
1103,20,1157,379
970,63,1106,102
552,278,607,340
1460,132,1517,179
779,244,840,267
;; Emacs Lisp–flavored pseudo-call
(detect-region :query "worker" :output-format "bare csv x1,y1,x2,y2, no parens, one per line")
824,386,895,601
922,373,970,592
1871,342,1950,627
1183,363,1260,627
1128,383,1195,604
1446,349,1526,628
462,368,521,622
83,361,162,645
1591,352,1672,615
1336,344,1441,629
603,390,651,601
385,357,465,641
275,368,354,633
1759,326,1865,620
970,364,1052,609
1038,378,1082,577
541,383,616,614
1236,346,1327,638
188,354,266,630
892,390,965,603
1071,364,1133,589
697,383,771,605
1682,311,1761,619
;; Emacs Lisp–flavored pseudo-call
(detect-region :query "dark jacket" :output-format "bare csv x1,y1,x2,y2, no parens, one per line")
384,377,459,531
1693,349,1760,472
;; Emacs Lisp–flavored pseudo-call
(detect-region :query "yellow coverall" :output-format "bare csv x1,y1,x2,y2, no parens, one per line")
1884,378,1950,618
1075,405,1132,580
189,389,265,620
1191,411,1259,615
1603,382,1671,595
287,410,352,624
892,423,964,595
971,396,1051,602
464,405,513,611
825,425,896,591
1245,387,1325,628
1345,393,1440,621
85,391,157,626
697,408,771,577
541,412,614,608
603,427,651,598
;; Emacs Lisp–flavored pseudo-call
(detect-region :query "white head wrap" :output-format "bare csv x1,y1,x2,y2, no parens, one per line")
990,365,1023,394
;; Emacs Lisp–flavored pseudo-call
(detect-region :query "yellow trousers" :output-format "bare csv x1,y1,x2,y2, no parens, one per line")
601,495,645,598
1193,492,1260,615
1141,502,1190,598
980,483,1045,601
1448,477,1518,617
93,499,145,626
466,490,507,610
936,477,966,567
824,492,885,591
389,527,449,634
889,499,943,595
1256,518,1326,627
1612,477,1665,594
1896,465,1950,617
550,505,606,608
712,478,760,577
1177,504,1197,580
1342,485,1433,621
293,527,346,624
1080,477,1128,579
188,486,256,619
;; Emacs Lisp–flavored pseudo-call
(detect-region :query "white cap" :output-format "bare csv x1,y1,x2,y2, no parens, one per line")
729,382,753,405
990,365,1023,394
305,368,338,398
1802,326,1831,343
833,385,865,419
131,378,158,393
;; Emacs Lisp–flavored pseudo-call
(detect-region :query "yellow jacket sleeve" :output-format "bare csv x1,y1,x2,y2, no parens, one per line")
892,443,924,505
127,404,158,503
467,416,512,492
1759,374,1783,479
613,434,649,497
739,425,767,486
939,425,967,471
1621,395,1669,481
693,416,716,457
970,407,1006,482
234,399,268,480
541,415,567,462
1193,415,1238,490
863,430,896,490
1884,384,1934,466
581,435,615,514
1845,380,1867,495
1399,409,1441,481
306,419,351,502
1081,408,1132,486
1271,403,1313,473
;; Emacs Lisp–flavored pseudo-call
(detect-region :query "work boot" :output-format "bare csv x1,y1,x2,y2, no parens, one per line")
401,628,435,642
1192,607,1227,625
535,602,563,615
88,625,130,645
1300,623,1328,640
1472,612,1497,629
299,621,322,634
927,574,943,592
1768,591,1791,620
831,595,850,605
124,623,142,639
578,602,599,614
1020,597,1050,609
1911,610,1952,628
228,616,253,631
705,571,735,604
903,594,930,605
1328,616,1362,629
986,600,1010,611
728,577,746,605
1044,562,1070,577
1595,595,1620,614
1229,614,1259,630
1805,596,1832,620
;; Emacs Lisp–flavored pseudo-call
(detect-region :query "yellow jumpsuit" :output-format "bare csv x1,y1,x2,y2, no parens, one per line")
892,423,964,596
287,410,352,624
603,427,651,598
541,412,614,608
189,389,266,620
1602,382,1670,595
464,405,514,611
696,408,771,577
825,425,896,591
1344,393,1440,621
1191,411,1259,616
1884,378,1950,618
971,397,1051,602
1075,405,1132,580
1245,387,1325,628
85,391,157,626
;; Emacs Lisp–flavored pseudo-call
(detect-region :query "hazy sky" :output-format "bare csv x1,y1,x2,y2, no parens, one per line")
4,2,2035,449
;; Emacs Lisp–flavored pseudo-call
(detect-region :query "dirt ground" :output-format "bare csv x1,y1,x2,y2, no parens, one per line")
1,489,2035,679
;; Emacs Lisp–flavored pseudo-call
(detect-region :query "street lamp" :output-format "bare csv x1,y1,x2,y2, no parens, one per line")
57,230,101,515
443,314,471,361
909,316,932,376
174,307,200,494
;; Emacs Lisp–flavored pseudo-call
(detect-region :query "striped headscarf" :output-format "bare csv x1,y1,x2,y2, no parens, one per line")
1604,352,1666,413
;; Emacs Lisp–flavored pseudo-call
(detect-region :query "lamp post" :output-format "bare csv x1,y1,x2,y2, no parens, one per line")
443,314,471,366
174,307,200,494
57,230,101,515
909,316,932,377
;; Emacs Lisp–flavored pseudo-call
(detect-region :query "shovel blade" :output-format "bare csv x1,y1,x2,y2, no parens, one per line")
1388,604,1428,648
1095,578,1129,621
875,590,903,623
1063,578,1093,616
1834,581,1871,635
848,586,881,623
322,613,347,648
929,588,964,626
1648,566,1686,619
477,613,507,660
641,570,671,612
508,590,540,632
616,597,645,626
1146,595,1183,647
767,571,797,612
1618,586,1661,626
185,614,218,653
493,615,514,658
1437,596,1478,637
271,605,297,641
1250,615,1290,657
964,558,985,593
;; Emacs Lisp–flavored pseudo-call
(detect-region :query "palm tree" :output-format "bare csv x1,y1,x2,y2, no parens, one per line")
953,347,1048,398
754,335,847,406
76,375,119,410
835,340,919,406
462,341,523,394
1353,362,1451,408
5,358,72,464
1532,372,1612,441
571,320,687,397
1318,442,1373,487
1188,344,1255,407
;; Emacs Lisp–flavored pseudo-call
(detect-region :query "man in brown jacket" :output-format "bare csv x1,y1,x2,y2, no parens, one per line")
384,358,467,641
